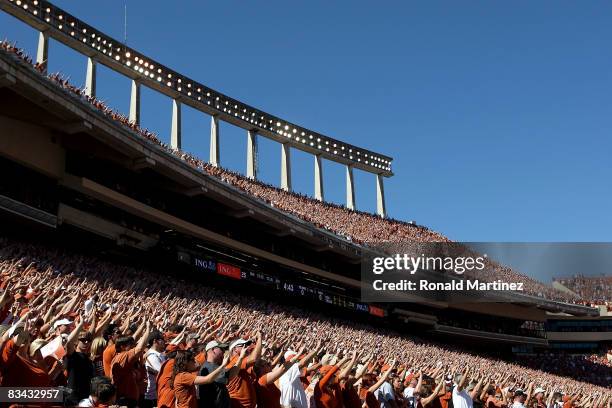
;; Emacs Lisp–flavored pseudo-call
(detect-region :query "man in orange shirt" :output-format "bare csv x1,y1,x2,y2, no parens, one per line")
157,344,179,408
102,324,121,376
0,319,52,387
226,332,262,408
173,349,230,408
253,351,300,408
110,321,151,408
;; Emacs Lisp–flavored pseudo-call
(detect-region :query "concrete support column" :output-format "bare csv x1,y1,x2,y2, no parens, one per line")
376,174,386,218
281,143,292,191
171,98,182,150
314,155,324,201
36,31,48,72
210,115,220,167
85,57,96,97
129,79,141,125
346,165,355,210
246,130,258,179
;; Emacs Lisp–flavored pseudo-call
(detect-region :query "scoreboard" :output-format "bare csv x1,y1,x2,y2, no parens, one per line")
192,255,383,317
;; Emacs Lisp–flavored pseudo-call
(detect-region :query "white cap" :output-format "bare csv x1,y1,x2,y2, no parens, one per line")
229,338,252,350
321,353,333,366
284,349,297,361
7,322,24,338
53,318,72,330
534,388,546,395
205,340,228,352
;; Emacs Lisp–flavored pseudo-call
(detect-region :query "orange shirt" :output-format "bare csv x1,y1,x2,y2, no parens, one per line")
102,343,116,377
0,339,51,387
156,359,175,408
195,351,206,366
226,355,257,408
111,349,141,401
255,375,281,408
314,365,340,408
174,371,198,408
440,391,452,408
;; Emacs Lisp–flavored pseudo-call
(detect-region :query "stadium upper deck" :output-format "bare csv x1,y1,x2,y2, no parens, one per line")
0,42,601,317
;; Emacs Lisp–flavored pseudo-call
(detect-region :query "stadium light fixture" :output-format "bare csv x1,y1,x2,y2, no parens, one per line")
3,0,393,176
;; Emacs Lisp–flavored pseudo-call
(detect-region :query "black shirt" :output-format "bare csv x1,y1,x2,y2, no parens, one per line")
197,361,230,408
66,351,94,404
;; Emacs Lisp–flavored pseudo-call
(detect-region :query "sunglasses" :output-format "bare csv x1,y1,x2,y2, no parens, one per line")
79,338,91,343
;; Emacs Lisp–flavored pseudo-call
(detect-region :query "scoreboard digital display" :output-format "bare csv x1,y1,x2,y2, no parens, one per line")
192,252,381,316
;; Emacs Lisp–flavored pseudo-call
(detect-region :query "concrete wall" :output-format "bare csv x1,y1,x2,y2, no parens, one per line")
0,115,65,179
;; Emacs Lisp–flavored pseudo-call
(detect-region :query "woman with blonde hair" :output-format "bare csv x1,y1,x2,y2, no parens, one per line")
90,336,107,377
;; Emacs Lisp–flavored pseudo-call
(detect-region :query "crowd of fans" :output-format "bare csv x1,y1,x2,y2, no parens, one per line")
514,355,611,388
553,276,612,307
0,237,611,408
1,41,596,307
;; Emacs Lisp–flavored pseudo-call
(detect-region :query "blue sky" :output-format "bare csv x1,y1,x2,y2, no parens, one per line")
2,1,612,242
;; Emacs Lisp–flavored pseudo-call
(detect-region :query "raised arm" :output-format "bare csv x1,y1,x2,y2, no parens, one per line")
131,317,146,341
422,375,445,407
246,331,263,366
195,353,231,385
524,382,534,405
319,364,340,390
93,308,113,339
133,322,151,355
228,346,248,379
88,309,98,337
298,340,322,369
470,374,485,400
368,359,397,394
262,353,299,385
478,378,489,402
65,316,86,356
339,350,358,379
415,370,424,394
355,354,373,380
456,368,470,392
270,348,284,368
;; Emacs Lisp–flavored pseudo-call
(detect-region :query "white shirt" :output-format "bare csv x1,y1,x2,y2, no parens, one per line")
452,386,474,408
404,386,415,398
144,349,165,400
77,397,94,407
84,298,95,316
375,381,395,407
279,363,308,408
512,402,526,408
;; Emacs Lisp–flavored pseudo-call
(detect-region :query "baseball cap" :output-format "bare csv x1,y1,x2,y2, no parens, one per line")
53,318,72,330
205,340,229,352
534,388,545,395
284,349,297,361
187,333,200,341
514,389,525,397
229,338,253,350
29,338,47,356
7,322,25,338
